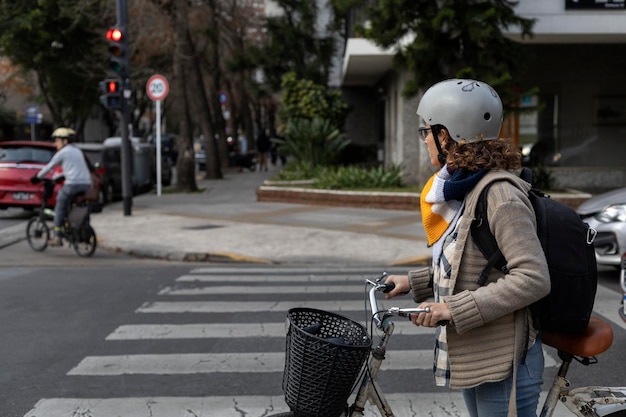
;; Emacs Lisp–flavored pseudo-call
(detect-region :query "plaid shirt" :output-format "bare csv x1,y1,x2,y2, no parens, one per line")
432,225,459,386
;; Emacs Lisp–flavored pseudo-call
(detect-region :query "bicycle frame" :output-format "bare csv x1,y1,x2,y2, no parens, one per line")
357,274,626,417
346,273,429,417
275,272,626,417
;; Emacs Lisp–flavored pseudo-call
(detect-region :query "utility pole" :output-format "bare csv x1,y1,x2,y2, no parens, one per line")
116,0,132,216
103,0,133,215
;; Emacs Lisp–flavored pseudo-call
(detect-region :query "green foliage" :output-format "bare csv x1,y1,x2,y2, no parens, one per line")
273,162,405,190
0,0,113,127
274,117,351,168
273,160,323,181
314,164,404,190
279,72,350,127
257,0,337,91
352,0,536,109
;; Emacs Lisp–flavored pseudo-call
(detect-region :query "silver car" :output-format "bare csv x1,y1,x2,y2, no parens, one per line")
577,187,626,268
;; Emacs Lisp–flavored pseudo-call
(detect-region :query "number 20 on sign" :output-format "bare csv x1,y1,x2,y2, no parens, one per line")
146,75,169,102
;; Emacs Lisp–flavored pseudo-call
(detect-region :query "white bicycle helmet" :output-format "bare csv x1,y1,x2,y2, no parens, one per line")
416,79,503,142
51,127,77,142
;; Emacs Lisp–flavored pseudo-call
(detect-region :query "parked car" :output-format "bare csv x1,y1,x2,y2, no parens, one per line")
79,138,172,202
148,133,178,164
577,187,626,268
0,140,61,210
76,143,117,204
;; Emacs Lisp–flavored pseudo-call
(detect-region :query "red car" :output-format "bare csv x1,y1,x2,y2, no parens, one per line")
0,140,61,210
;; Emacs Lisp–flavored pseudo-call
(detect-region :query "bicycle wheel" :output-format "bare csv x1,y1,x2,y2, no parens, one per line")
74,224,97,257
26,217,49,251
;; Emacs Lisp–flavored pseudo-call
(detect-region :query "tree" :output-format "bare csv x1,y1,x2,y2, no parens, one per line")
0,0,114,133
279,72,349,128
146,0,224,189
258,0,337,92
334,0,536,107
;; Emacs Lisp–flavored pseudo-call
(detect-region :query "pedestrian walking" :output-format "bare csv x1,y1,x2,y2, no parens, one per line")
384,79,550,417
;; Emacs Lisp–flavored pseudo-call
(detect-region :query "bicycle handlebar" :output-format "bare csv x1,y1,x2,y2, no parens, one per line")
366,272,430,330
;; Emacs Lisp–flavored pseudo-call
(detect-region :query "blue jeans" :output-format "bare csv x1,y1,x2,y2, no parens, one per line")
462,338,544,417
54,183,91,235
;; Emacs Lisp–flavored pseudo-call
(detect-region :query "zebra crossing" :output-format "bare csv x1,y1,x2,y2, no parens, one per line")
23,266,568,417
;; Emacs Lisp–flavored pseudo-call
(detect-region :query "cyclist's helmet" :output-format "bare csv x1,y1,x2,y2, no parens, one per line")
51,127,76,142
416,79,503,142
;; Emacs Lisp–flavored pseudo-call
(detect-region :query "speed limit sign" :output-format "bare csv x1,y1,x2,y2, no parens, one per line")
146,74,169,101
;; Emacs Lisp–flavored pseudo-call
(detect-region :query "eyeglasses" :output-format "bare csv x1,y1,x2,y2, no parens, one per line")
418,127,433,142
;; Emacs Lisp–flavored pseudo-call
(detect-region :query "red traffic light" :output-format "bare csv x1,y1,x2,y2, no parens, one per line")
107,80,119,93
106,28,123,42
100,79,120,94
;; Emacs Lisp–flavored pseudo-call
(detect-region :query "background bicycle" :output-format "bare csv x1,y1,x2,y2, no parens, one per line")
26,177,97,257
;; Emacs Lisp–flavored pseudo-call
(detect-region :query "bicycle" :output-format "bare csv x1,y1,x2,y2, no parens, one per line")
266,272,626,417
26,177,97,257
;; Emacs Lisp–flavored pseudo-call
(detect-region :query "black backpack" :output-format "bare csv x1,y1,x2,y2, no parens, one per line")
471,168,598,334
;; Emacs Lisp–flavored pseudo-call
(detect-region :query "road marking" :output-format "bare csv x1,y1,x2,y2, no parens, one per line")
159,284,365,295
23,392,573,417
176,274,380,283
24,266,587,417
106,321,436,340
136,300,418,313
189,266,407,275
68,350,438,375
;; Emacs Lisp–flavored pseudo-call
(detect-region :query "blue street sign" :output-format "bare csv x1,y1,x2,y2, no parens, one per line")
26,106,39,124
218,91,229,105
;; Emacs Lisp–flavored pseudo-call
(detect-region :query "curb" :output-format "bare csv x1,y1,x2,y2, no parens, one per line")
256,186,420,211
389,255,432,267
257,185,592,211
97,241,273,264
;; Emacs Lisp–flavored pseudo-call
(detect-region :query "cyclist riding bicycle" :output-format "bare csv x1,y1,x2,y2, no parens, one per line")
32,127,92,247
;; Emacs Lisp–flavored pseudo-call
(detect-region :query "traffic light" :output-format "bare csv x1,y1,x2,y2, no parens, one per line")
106,26,127,76
99,78,121,109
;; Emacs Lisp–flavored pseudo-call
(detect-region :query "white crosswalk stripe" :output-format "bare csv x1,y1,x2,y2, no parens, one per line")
105,321,435,340
23,266,571,417
68,350,439,375
136,299,418,313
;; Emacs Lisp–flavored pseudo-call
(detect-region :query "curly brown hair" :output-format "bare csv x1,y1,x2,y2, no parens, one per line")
442,131,521,171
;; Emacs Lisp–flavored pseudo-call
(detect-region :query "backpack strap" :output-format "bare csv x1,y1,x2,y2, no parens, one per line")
471,181,510,286
520,166,533,184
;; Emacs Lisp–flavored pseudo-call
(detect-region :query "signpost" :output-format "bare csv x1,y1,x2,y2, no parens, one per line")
146,74,169,196
25,106,41,141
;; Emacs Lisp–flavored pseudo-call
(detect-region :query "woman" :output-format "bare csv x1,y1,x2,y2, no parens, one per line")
384,79,550,417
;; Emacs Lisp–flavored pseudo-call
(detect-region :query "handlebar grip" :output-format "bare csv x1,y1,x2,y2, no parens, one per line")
381,283,395,293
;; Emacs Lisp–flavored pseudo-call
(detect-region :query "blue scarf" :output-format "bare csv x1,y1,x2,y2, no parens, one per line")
421,166,488,246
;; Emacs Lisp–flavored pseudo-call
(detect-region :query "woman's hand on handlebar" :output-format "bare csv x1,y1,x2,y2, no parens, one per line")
384,275,411,299
409,302,452,328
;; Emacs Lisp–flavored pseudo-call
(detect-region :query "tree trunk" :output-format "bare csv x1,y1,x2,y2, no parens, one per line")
204,0,229,171
172,1,198,191
175,0,222,180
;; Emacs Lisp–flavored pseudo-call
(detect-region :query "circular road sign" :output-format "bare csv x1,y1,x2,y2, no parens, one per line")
146,75,169,101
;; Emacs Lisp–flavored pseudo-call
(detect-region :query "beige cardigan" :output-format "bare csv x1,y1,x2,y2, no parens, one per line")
410,170,551,391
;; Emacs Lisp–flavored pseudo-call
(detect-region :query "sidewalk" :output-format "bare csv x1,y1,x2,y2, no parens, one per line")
88,164,432,266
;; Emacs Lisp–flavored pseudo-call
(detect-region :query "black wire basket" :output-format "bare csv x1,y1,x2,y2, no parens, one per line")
283,307,372,417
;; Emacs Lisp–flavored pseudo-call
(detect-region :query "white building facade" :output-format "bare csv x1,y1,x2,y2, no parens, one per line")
340,0,626,193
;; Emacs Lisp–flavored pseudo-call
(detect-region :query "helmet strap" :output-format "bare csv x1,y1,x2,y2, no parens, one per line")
432,125,447,167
